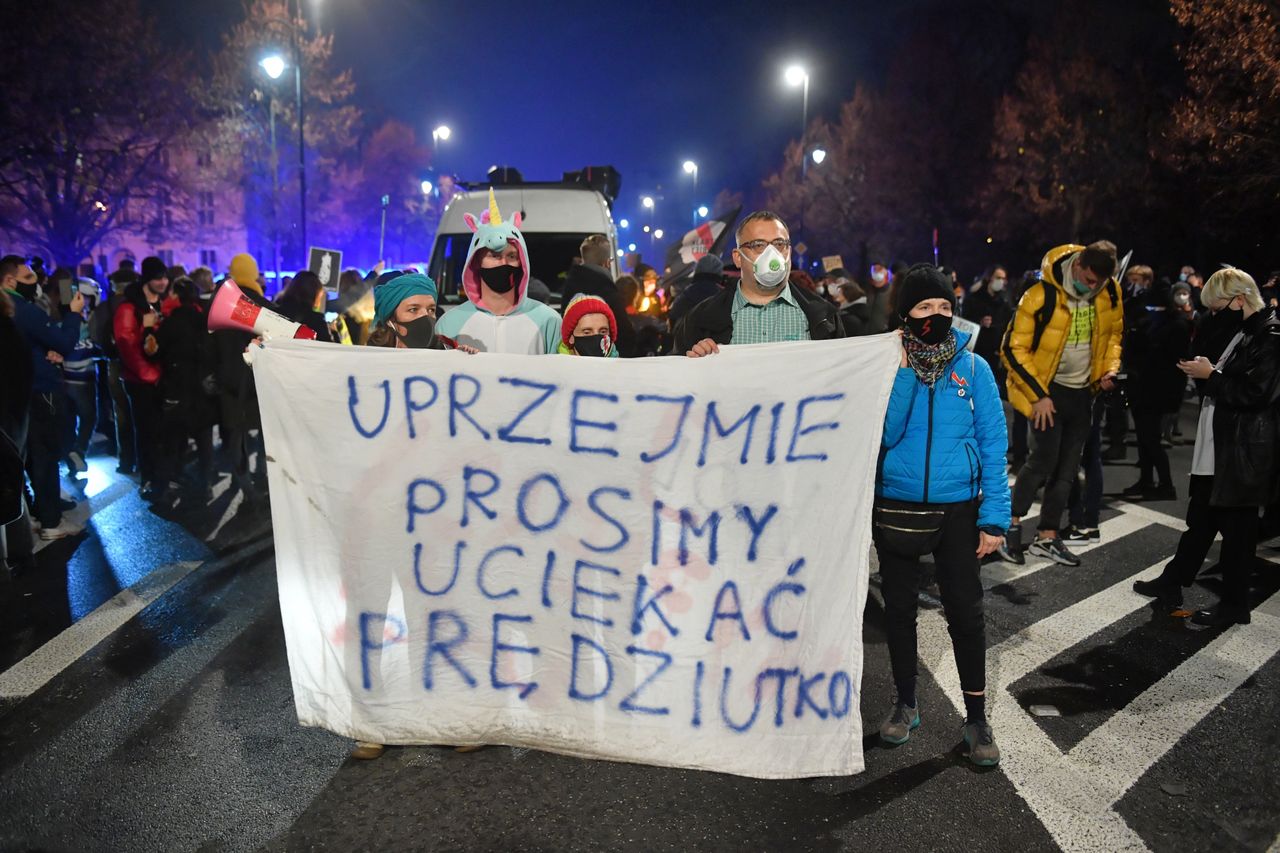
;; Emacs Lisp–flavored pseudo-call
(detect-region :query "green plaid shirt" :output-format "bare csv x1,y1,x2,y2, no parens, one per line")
729,284,811,345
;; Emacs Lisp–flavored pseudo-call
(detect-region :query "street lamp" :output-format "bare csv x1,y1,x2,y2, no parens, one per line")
420,179,434,195
784,63,811,177
260,54,286,80
811,147,827,165
259,53,288,286
618,218,629,229
641,196,654,209
432,124,451,155
697,205,709,218
682,160,699,224
654,229,664,240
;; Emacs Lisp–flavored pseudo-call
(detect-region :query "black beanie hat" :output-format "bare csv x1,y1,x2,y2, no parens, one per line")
139,256,168,285
894,263,956,318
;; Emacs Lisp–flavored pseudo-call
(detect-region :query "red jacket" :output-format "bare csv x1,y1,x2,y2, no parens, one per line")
113,296,162,384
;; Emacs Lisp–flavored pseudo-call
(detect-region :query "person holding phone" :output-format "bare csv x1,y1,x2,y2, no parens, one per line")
113,256,170,501
1,256,83,539
1133,268,1280,627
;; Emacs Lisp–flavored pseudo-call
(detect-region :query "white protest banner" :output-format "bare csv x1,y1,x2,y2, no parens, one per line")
252,335,899,779
952,315,981,352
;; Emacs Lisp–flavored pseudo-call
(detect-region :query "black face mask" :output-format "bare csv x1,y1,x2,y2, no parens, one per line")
573,333,609,358
390,314,436,349
904,312,953,345
15,283,37,301
479,264,521,294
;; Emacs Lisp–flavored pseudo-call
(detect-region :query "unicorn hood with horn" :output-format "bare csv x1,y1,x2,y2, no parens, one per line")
435,189,562,354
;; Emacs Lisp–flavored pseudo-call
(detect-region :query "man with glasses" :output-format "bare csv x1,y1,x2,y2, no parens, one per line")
674,210,843,356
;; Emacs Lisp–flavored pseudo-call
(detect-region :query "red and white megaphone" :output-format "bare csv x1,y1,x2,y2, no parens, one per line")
208,280,317,341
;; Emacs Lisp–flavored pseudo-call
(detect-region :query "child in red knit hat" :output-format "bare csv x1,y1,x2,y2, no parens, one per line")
558,293,619,357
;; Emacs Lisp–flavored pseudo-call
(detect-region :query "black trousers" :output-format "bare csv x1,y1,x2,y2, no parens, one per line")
1162,475,1258,608
1011,383,1093,531
108,361,136,470
1069,397,1105,529
25,392,64,528
1010,411,1029,464
124,380,164,486
877,499,986,696
1104,388,1128,449
1132,403,1172,487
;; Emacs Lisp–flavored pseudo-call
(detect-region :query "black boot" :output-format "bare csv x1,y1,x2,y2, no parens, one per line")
1121,480,1155,499
1133,575,1183,607
1190,602,1251,627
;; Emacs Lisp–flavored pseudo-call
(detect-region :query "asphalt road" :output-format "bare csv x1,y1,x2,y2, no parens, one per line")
1,412,1277,853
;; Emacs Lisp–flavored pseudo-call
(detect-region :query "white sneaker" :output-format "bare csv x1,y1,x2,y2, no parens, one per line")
38,520,83,541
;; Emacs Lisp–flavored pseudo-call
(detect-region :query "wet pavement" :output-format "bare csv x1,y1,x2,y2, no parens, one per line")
0,413,1278,852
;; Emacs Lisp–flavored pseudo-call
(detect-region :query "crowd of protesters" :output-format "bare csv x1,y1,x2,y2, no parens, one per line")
3,205,1279,769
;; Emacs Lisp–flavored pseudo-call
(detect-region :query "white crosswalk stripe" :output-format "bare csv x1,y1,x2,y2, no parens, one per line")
887,498,1280,852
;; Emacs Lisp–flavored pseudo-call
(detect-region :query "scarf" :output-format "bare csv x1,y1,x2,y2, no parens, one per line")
902,327,957,386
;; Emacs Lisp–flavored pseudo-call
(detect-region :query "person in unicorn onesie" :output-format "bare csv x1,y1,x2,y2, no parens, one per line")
435,189,561,353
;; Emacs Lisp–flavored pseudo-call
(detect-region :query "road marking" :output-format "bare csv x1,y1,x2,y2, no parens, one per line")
1111,500,1189,532
0,561,202,699
32,473,136,555
205,475,242,542
1070,590,1280,806
990,558,1165,686
902,494,1280,853
0,538,274,700
984,511,1157,588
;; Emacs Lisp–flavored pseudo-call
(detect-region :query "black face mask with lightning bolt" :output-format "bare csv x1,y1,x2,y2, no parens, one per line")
905,312,952,345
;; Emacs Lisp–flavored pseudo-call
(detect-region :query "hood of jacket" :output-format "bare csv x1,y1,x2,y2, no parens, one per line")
460,188,530,310
1041,243,1112,304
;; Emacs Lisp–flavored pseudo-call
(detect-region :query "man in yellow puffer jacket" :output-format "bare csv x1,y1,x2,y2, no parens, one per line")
999,241,1124,567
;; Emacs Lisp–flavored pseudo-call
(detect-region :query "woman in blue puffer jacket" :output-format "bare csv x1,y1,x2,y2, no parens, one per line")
872,263,1010,767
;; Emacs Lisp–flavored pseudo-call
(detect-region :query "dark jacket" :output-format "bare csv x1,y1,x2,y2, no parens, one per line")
862,283,893,335
1127,287,1192,414
275,299,333,343
211,282,267,432
672,284,845,354
1192,307,1244,399
8,289,80,393
667,272,724,334
156,303,219,431
1206,309,1280,508
961,285,1014,379
560,264,636,358
0,311,33,442
838,300,871,337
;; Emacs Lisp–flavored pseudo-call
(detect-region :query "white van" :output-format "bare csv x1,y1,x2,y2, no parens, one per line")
427,184,618,307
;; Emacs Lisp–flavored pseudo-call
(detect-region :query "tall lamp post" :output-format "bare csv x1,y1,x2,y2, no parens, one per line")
260,54,287,288
289,0,307,262
785,63,811,265
432,124,451,152
784,64,810,178
642,195,655,250
682,160,698,225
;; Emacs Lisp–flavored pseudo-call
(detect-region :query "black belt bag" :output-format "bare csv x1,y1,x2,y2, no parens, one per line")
872,497,947,558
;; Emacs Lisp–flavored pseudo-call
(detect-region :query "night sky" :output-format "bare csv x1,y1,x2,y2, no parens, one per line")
151,0,1060,238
